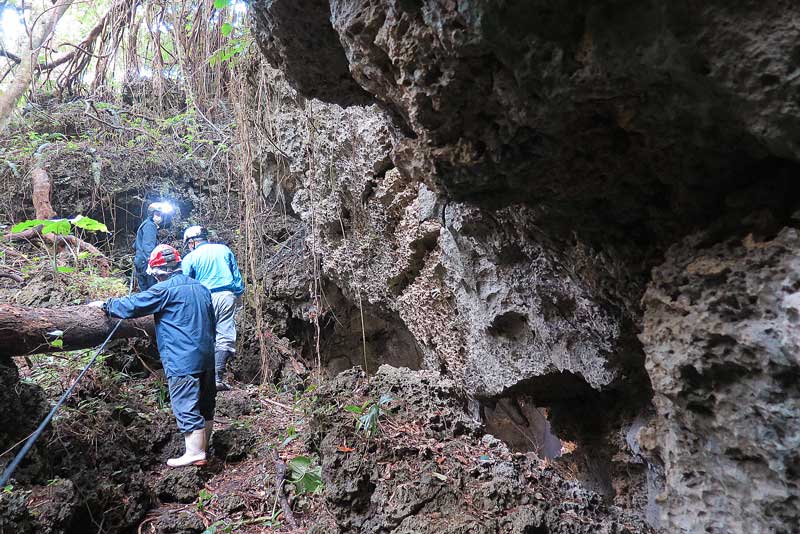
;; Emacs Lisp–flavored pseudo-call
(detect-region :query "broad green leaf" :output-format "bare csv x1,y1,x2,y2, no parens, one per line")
50,339,64,348
343,405,363,414
11,219,47,233
56,266,75,274
41,219,71,235
213,0,229,9
288,456,323,495
71,215,108,233
220,23,233,36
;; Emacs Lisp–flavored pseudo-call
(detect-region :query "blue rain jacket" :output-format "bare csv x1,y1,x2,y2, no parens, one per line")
182,243,244,296
134,218,158,271
105,273,216,378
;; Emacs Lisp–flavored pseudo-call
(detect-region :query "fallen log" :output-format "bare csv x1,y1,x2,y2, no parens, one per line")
0,303,154,358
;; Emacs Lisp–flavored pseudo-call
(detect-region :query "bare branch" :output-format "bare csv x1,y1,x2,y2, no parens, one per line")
0,49,21,64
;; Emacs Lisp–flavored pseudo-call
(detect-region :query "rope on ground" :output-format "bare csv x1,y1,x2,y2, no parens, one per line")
0,268,136,487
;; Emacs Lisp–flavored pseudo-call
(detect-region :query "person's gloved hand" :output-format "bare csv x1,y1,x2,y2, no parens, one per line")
87,300,105,308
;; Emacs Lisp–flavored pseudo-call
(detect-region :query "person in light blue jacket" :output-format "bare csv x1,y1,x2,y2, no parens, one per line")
91,244,216,467
181,225,244,391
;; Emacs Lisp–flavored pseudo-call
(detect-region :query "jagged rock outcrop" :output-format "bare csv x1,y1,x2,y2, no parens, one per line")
256,0,800,241
641,229,800,532
310,366,653,534
248,35,653,527
251,1,800,532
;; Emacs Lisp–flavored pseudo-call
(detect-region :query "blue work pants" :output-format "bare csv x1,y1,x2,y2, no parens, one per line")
167,370,216,433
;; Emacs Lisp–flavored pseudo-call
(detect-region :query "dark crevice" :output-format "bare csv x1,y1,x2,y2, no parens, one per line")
251,0,374,106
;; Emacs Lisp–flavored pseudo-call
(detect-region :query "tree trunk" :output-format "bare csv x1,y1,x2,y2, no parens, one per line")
31,167,57,219
0,303,154,358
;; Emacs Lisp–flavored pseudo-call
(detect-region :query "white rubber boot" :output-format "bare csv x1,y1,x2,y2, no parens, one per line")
204,420,213,452
167,429,207,467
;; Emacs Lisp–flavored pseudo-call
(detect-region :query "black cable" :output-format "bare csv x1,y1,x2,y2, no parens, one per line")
0,267,137,487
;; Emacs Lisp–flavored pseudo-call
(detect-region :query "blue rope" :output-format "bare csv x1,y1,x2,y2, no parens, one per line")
0,268,136,487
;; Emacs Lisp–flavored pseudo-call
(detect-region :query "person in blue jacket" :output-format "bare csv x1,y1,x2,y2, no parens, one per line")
134,202,173,291
91,244,216,467
181,225,244,391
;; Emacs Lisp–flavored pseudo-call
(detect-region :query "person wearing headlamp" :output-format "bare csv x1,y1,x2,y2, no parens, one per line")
134,201,174,290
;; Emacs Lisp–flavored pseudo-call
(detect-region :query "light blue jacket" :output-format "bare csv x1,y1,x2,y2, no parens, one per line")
105,274,216,378
182,242,244,296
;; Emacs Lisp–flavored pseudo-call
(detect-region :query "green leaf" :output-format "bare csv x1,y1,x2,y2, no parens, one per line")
11,219,47,233
70,215,108,233
56,266,75,274
213,0,229,9
50,339,64,348
41,219,71,235
343,405,363,414
220,23,233,36
288,456,324,495
280,426,298,448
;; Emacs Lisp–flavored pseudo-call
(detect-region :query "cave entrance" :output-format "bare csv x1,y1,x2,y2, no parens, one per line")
481,395,564,459
481,370,652,500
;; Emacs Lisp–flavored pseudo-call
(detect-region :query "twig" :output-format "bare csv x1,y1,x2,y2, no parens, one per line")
260,397,293,411
0,272,24,283
272,449,297,529
83,101,158,142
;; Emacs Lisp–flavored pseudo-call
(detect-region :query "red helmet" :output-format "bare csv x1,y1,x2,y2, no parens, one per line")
146,244,181,275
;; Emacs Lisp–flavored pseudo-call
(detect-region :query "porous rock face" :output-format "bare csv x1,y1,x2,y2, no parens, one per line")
641,229,800,533
309,366,652,534
251,0,800,531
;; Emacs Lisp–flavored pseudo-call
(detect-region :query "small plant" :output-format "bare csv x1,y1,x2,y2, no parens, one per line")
10,215,109,275
287,456,323,495
2,484,13,494
47,329,64,349
343,393,393,437
280,426,298,449
155,378,169,410
197,488,214,511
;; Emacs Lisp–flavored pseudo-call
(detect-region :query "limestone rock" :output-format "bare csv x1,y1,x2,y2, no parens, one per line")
641,229,800,532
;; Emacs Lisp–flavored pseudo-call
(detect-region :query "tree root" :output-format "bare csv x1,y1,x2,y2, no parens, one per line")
0,272,23,283
272,449,298,529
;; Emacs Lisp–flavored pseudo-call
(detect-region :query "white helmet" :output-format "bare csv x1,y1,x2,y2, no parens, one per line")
147,201,174,215
183,225,208,245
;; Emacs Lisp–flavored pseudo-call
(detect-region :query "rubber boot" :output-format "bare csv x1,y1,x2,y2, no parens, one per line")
166,429,207,467
204,420,213,452
215,350,231,391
